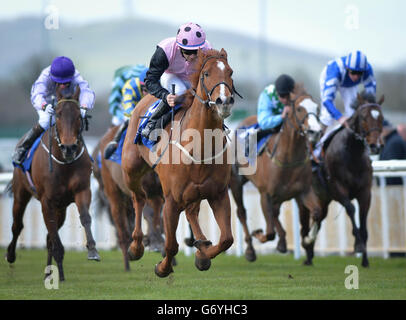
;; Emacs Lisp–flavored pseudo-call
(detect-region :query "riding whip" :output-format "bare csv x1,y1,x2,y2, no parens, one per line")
49,95,56,172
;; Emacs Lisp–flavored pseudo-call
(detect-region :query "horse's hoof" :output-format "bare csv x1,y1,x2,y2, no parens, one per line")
172,257,177,267
184,237,195,247
154,262,174,278
127,243,144,261
193,239,212,251
361,259,370,268
245,249,257,262
195,256,211,271
277,240,287,253
303,260,313,266
88,249,101,261
5,252,15,264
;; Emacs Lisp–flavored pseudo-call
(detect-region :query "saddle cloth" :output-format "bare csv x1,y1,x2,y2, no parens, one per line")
134,100,182,150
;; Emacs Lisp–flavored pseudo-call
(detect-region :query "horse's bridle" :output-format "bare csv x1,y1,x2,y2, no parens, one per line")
352,103,383,138
189,55,243,108
45,98,86,164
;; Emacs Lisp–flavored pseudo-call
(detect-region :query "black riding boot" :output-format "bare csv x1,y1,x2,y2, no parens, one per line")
104,120,129,159
141,100,170,141
12,123,45,165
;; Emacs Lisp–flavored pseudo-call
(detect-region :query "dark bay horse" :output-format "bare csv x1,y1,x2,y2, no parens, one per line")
6,86,99,281
121,48,236,277
298,92,384,267
229,88,323,262
94,126,165,271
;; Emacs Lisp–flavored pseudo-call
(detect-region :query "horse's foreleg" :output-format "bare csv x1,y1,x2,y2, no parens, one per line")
299,189,323,246
74,190,100,261
272,202,287,253
6,184,31,264
252,193,276,243
357,191,371,268
296,199,313,265
155,197,180,277
205,190,234,259
184,201,212,271
229,173,256,262
128,192,146,261
45,208,67,278
42,203,65,281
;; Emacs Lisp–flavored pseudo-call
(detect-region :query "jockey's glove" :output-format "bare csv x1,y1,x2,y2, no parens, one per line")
80,107,87,118
44,104,55,116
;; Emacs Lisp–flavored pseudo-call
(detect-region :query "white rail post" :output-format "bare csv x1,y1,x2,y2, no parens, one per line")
292,199,301,259
379,176,390,259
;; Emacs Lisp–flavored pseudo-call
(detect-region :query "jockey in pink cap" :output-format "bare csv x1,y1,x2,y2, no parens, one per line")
141,22,212,140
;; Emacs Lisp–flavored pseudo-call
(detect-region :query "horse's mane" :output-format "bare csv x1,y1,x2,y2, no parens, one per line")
181,48,227,108
350,90,376,110
292,82,311,100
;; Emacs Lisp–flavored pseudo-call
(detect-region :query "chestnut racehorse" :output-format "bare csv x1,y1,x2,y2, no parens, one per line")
229,87,323,262
121,48,236,277
93,127,165,271
6,86,99,281
298,92,384,267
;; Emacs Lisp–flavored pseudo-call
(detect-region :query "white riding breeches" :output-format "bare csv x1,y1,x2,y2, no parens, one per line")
160,73,190,96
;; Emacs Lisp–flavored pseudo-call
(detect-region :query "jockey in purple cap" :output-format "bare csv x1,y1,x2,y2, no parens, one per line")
12,56,95,165
141,22,212,140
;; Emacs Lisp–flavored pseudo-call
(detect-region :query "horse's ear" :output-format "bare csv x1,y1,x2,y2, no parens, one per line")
220,48,228,59
357,92,362,104
73,85,81,101
378,94,385,105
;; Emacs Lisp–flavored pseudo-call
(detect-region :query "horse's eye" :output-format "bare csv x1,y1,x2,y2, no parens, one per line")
204,71,209,77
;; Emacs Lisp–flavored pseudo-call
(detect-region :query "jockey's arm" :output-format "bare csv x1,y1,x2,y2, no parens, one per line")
321,65,342,121
145,46,170,102
73,71,95,110
257,91,283,130
30,68,49,111
363,64,377,96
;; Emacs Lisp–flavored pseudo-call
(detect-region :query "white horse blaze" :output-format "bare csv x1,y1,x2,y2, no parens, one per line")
371,110,380,120
216,61,227,103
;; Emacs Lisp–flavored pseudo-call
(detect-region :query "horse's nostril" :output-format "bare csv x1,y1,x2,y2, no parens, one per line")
216,97,223,105
228,97,235,105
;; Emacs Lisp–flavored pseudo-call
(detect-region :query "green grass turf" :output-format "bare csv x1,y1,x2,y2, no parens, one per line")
1,248,405,300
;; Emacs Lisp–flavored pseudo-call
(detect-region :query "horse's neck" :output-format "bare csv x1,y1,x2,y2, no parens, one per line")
345,129,366,156
184,96,223,132
275,121,307,160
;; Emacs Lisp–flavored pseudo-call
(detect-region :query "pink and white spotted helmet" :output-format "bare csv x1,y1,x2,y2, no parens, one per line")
176,22,206,49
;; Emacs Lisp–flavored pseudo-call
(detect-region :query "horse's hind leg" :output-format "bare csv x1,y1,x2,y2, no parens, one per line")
109,197,132,271
155,196,181,277
6,182,32,264
229,172,256,261
128,192,146,261
145,198,165,253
